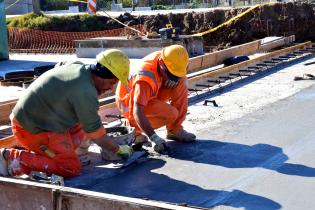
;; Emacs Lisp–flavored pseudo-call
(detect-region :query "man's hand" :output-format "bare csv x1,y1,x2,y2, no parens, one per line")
116,145,133,159
150,133,167,153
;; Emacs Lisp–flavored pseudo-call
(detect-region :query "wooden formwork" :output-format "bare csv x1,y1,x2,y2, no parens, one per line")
0,177,199,210
187,41,312,88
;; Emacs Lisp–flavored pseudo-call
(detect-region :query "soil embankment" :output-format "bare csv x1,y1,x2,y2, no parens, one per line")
7,3,315,52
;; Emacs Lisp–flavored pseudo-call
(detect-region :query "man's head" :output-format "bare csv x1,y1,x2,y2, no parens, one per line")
92,49,130,95
159,45,189,88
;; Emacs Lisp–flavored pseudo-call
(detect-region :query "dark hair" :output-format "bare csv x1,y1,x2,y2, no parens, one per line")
90,63,116,79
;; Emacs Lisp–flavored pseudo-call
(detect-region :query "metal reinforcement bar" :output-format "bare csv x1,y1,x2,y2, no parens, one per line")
0,177,201,210
187,41,312,87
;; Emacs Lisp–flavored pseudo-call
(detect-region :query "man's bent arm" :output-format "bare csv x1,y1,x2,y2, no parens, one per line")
134,103,155,137
92,134,119,153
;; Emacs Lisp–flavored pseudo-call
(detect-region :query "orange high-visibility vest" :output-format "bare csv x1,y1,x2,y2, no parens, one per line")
116,51,163,118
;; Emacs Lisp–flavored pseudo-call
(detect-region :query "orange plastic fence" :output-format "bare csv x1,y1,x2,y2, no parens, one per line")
8,25,145,54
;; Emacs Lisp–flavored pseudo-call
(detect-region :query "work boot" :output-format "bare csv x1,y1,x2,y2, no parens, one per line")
134,134,149,144
167,129,196,142
134,134,152,147
0,149,9,176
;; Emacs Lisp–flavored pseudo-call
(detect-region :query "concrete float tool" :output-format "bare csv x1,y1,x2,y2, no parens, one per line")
101,126,149,168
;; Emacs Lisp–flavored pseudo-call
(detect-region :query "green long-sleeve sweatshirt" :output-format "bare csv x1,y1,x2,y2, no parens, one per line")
13,61,102,134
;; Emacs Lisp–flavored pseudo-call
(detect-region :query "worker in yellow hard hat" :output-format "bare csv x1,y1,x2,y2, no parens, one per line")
0,49,133,178
116,44,196,153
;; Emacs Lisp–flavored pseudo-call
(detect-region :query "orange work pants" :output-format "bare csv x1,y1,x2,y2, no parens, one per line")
130,78,188,134
8,118,84,178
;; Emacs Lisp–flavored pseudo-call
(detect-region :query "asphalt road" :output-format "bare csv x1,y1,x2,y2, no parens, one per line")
65,56,315,209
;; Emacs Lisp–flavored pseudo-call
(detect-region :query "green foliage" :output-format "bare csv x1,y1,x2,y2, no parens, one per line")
122,0,132,7
6,12,50,29
153,0,173,5
41,0,69,11
151,4,175,10
6,13,113,32
97,0,112,10
187,0,203,8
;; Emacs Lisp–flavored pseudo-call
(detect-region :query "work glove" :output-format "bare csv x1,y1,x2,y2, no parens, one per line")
150,133,167,153
116,145,133,159
164,79,179,89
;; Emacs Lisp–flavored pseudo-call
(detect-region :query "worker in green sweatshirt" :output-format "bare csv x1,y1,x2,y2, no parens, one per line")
0,49,133,178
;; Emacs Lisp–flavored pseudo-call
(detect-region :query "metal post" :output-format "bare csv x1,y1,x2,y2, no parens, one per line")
0,0,9,60
32,0,41,14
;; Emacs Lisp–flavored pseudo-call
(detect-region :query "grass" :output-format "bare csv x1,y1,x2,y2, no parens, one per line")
6,13,125,32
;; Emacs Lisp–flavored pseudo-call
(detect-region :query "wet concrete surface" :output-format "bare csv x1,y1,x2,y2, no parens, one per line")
65,57,315,209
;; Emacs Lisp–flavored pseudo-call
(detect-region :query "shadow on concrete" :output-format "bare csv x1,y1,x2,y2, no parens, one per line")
90,159,281,210
0,59,56,76
167,139,315,177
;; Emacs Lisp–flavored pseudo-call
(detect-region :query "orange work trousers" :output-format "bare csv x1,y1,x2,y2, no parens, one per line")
129,78,188,134
8,118,85,178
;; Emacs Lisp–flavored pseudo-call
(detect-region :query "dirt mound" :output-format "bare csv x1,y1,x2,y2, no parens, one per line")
141,3,315,49
8,3,315,51
142,8,246,35
201,3,315,48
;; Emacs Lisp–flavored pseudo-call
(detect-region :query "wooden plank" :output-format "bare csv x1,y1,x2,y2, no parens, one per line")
0,98,19,105
188,40,261,73
187,41,312,88
0,177,198,210
0,102,16,124
259,35,295,52
0,135,18,148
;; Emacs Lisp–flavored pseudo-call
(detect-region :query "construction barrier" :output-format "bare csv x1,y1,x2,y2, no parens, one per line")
87,0,96,13
8,25,145,54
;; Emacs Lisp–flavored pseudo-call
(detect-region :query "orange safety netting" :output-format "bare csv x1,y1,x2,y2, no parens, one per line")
8,25,145,54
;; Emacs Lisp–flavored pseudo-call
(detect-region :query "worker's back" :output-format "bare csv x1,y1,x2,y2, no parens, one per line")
12,62,98,134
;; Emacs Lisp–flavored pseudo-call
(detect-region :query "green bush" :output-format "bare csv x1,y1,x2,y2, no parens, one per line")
122,0,132,7
97,0,112,10
6,13,124,32
151,4,175,10
41,0,69,11
187,0,203,8
6,13,50,29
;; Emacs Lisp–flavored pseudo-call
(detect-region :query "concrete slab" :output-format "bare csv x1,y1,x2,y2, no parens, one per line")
75,35,204,58
64,56,315,209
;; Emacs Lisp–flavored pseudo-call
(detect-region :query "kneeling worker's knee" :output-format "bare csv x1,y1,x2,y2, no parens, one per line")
55,157,81,178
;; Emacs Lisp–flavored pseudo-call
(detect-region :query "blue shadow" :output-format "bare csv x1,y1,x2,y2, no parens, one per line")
90,159,281,210
167,139,315,177
0,59,56,77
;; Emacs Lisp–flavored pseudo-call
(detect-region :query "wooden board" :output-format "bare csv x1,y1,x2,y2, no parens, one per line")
0,177,197,210
188,40,261,73
0,135,18,148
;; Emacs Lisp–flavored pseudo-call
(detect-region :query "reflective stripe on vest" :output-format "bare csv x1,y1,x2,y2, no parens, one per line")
129,70,158,96
118,101,129,113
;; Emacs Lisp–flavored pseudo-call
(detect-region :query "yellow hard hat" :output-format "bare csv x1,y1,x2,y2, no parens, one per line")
161,44,189,78
96,49,130,86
